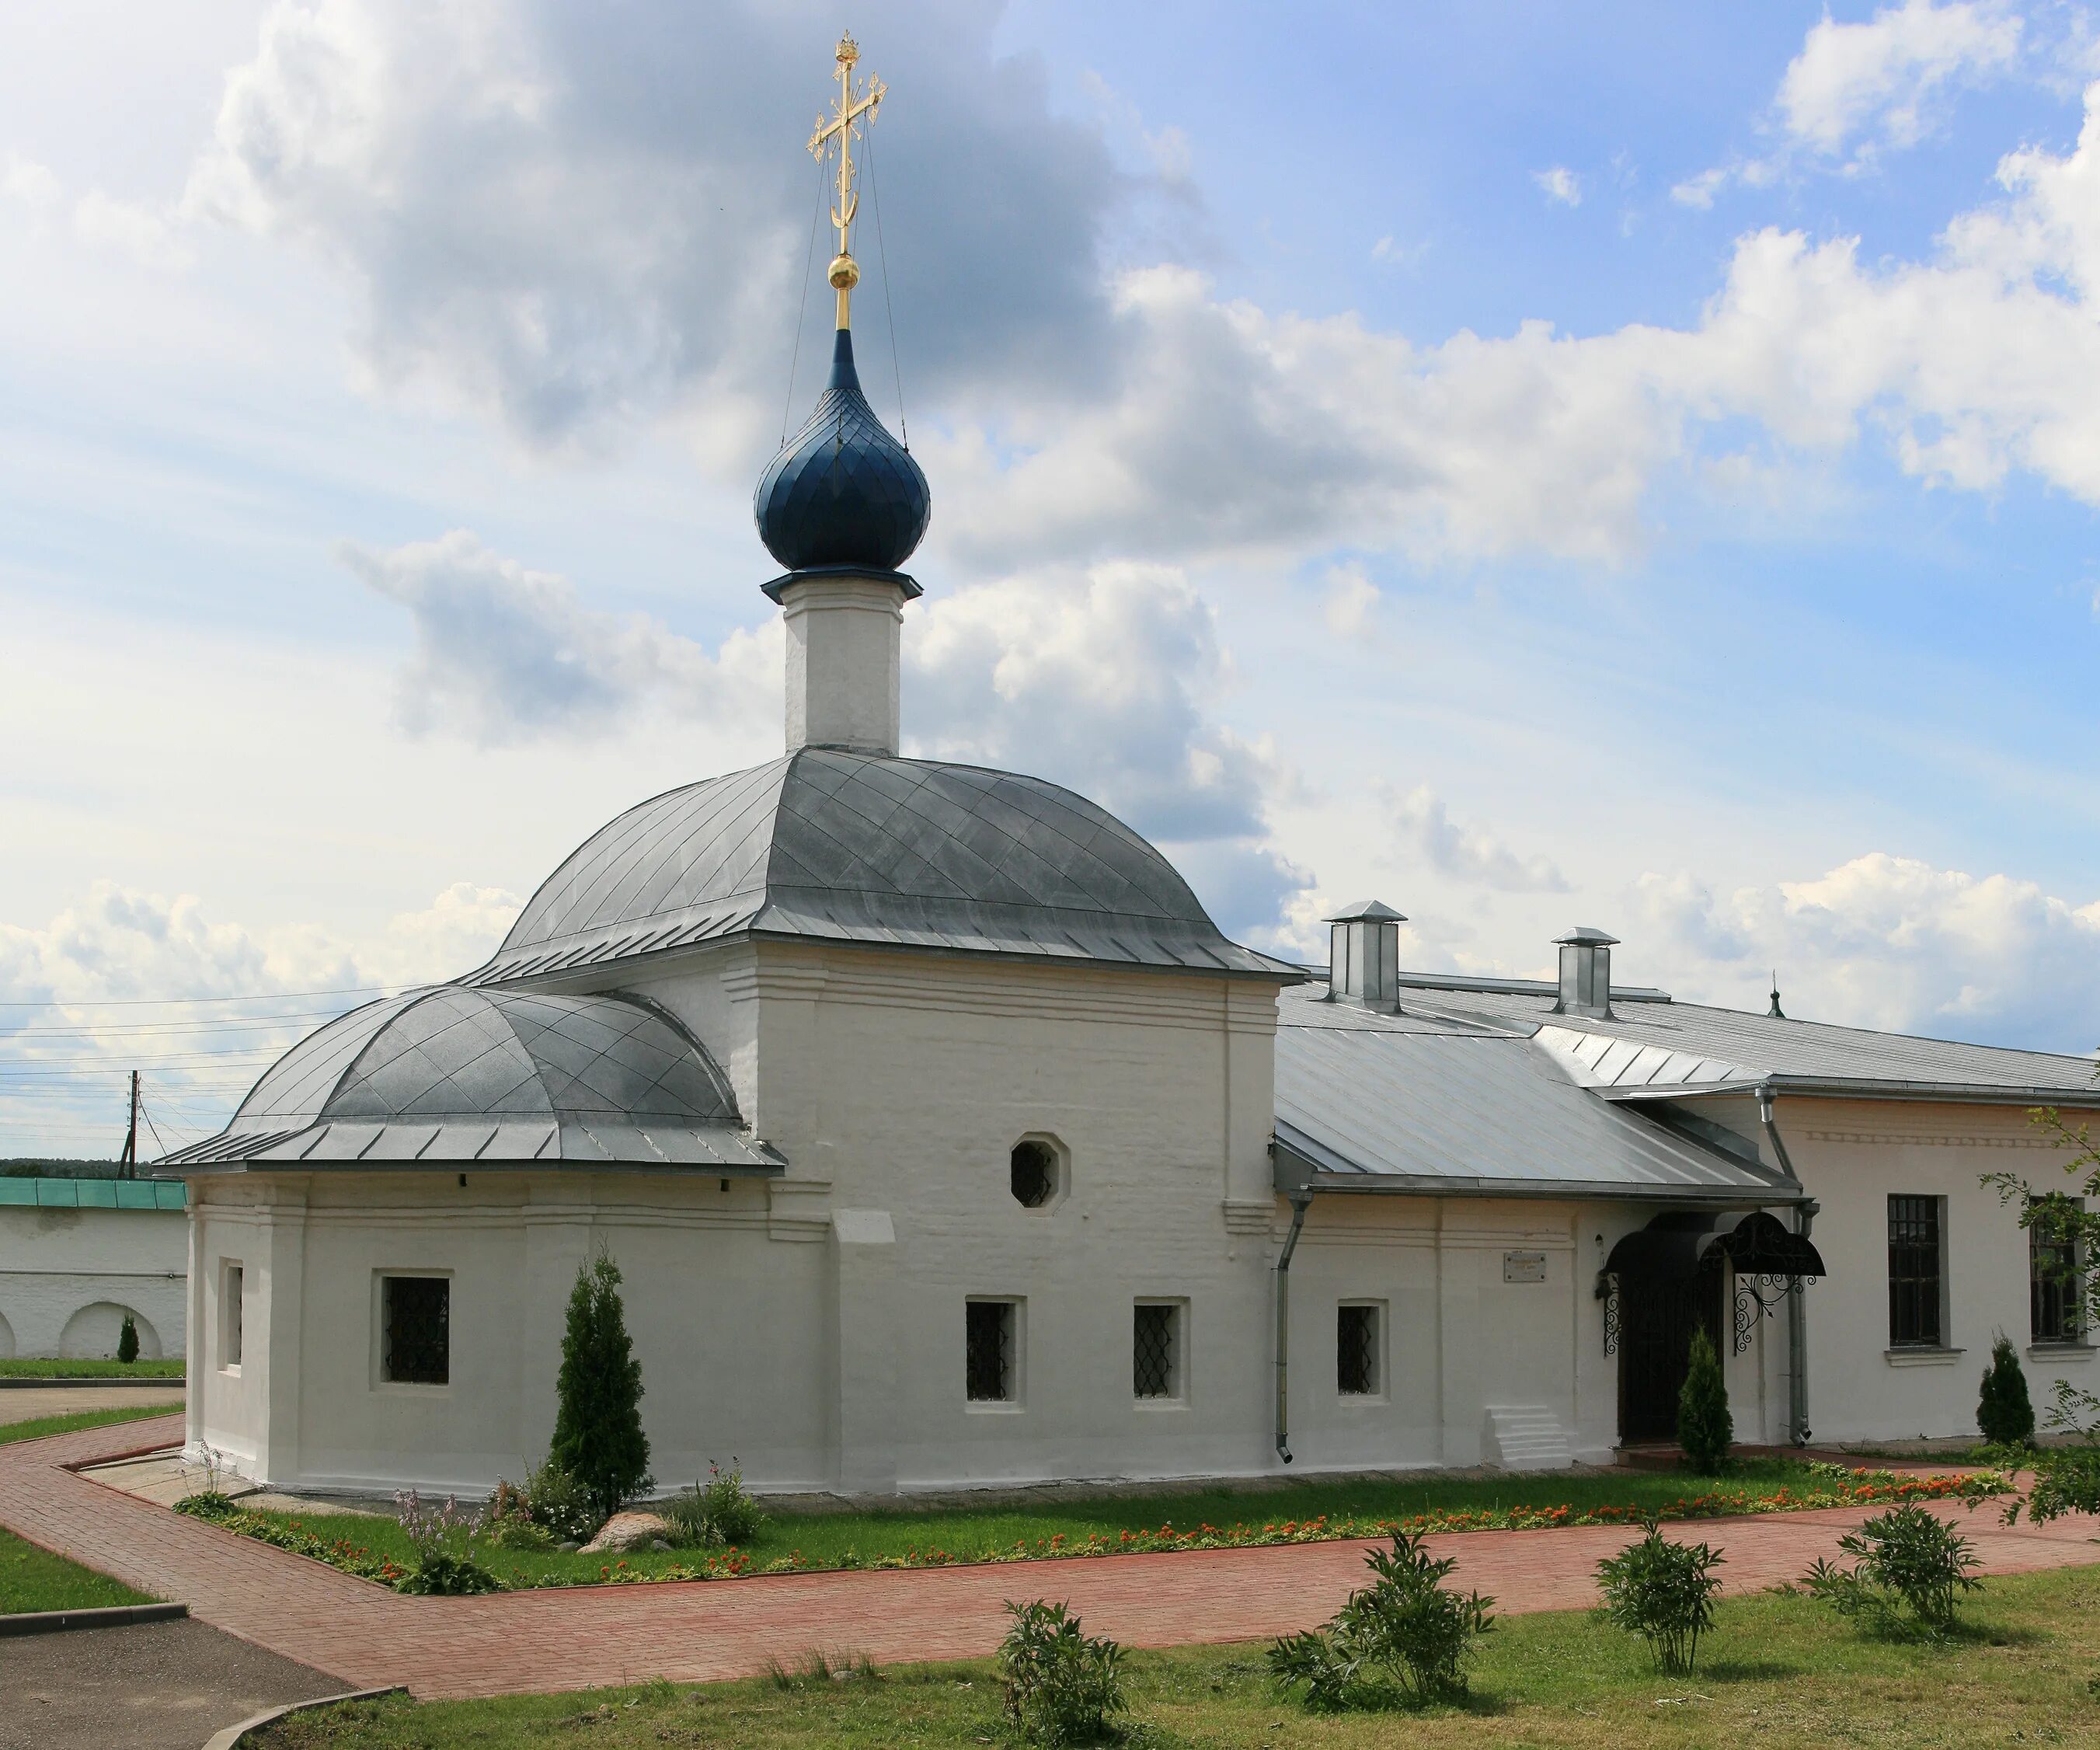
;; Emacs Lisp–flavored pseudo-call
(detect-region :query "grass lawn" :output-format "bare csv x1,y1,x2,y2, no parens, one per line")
0,1357,185,1379
0,1407,170,1613
246,1561,2100,1748
225,1458,1961,1590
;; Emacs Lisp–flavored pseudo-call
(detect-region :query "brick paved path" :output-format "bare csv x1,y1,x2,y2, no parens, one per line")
7,1414,2100,1700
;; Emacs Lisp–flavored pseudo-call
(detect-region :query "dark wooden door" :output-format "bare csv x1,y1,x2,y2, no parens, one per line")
1618,1260,1722,1443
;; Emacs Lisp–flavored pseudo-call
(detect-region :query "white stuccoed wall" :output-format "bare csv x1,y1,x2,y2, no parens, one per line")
0,1197,188,1359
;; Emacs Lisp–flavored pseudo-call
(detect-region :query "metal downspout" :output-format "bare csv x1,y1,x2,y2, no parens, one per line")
1757,1083,1817,1447
1275,1188,1314,1463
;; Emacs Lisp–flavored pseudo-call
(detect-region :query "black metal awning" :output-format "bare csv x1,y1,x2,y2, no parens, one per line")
1604,1209,1826,1282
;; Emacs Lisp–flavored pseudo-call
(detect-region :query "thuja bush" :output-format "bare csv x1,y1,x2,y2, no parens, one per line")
1595,1522,1725,1673
1677,1327,1733,1473
998,1599,1129,1747
1977,1333,2037,1448
1804,1503,1981,1635
117,1313,139,1365
549,1254,652,1520
1268,1529,1496,1710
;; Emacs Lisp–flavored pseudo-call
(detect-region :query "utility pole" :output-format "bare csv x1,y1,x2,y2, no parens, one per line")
119,1071,139,1178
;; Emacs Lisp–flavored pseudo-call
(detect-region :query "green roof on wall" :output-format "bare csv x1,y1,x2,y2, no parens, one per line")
0,1177,186,1210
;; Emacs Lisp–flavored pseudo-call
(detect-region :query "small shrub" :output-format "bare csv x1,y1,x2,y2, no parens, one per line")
521,1460,602,1545
1977,1333,2036,1448
482,1516,555,1553
1677,1326,1733,1473
1595,1521,1725,1672
1267,1529,1495,1710
1803,1502,1981,1634
767,1649,877,1691
549,1254,653,1520
394,1488,501,1596
663,1459,766,1550
117,1313,139,1365
998,1599,1129,1745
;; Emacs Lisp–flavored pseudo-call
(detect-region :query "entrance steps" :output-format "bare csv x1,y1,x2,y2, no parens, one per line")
1482,1405,1574,1470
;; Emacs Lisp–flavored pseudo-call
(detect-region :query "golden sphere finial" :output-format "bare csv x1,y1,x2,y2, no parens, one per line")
827,252,861,291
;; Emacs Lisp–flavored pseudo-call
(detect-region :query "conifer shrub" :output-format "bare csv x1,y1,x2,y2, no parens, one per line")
1977,1333,2036,1448
1595,1521,1725,1672
549,1254,652,1519
1677,1326,1733,1473
998,1599,1128,1745
117,1313,139,1365
1268,1529,1496,1710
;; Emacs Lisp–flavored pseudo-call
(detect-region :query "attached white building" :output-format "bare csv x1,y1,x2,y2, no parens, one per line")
152,176,2100,1496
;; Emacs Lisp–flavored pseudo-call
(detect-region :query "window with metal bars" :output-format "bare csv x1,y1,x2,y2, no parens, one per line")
221,1263,243,1371
966,1299,1016,1402
1133,1301,1181,1400
1337,1302,1379,1396
1886,1195,1943,1348
1010,1140,1057,1208
381,1275,450,1385
2032,1214,2083,1344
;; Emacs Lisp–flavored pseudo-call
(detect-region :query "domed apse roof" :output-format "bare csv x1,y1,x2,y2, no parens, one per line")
754,330,930,580
462,747,1300,987
156,986,779,1173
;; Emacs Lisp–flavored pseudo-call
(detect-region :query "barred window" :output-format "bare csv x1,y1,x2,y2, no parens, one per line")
381,1275,450,1386
966,1299,1016,1403
2032,1211,2082,1344
1886,1196,1942,1348
1133,1301,1182,1400
1011,1140,1058,1209
1337,1302,1379,1396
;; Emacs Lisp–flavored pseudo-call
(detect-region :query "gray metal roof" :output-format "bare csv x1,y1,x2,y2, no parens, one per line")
466,748,1297,985
1273,1020,1799,1201
155,987,778,1175
1394,982,2100,1103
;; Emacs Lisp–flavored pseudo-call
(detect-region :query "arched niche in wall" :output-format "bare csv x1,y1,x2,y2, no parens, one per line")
0,1309,13,1359
58,1302,161,1361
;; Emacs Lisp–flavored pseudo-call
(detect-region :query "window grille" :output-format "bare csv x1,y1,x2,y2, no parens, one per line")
1337,1302,1378,1396
1010,1141,1057,1208
966,1299,1015,1402
1886,1195,1942,1348
2032,1216,2082,1344
1133,1302,1179,1399
222,1264,243,1369
381,1275,451,1385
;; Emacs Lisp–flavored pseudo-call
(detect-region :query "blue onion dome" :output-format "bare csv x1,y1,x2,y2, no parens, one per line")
754,329,931,577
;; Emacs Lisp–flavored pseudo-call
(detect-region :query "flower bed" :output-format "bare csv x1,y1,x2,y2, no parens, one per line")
179,1466,2005,1594
175,1495,407,1587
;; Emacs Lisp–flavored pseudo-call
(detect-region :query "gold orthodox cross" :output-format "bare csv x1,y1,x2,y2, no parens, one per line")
808,33,886,328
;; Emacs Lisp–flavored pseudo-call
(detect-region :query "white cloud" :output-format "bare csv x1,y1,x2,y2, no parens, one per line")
339,529,777,744
1670,166,1729,210
1322,563,1380,636
1534,166,1583,206
1638,853,2100,1050
905,562,1310,934
1778,0,2021,158
1385,783,1571,894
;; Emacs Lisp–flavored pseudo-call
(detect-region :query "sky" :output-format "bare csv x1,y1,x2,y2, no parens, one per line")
3,0,2098,1158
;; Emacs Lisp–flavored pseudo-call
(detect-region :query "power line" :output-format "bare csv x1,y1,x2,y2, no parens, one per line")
5,1010,355,1038
0,983,398,1009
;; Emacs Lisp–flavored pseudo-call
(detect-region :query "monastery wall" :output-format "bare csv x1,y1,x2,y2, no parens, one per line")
0,1195,186,1360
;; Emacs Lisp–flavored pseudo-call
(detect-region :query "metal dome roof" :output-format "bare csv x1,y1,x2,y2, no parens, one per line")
156,986,777,1173
754,330,930,577
466,748,1298,985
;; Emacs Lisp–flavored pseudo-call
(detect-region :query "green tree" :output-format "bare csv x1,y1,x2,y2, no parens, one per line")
549,1255,652,1518
1677,1326,1732,1474
1976,1332,2036,1448
116,1312,138,1365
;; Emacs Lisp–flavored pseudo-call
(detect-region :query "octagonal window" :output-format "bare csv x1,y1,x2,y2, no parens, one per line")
1010,1138,1060,1209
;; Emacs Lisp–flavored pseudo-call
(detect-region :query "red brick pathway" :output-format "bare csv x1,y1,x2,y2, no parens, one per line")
6,1414,2100,1700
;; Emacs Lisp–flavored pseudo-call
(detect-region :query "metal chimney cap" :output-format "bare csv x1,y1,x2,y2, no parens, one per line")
1325,900,1408,924
1554,926,1620,947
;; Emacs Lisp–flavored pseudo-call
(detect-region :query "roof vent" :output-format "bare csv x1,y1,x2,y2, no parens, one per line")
1552,926,1618,1020
1327,901,1405,1006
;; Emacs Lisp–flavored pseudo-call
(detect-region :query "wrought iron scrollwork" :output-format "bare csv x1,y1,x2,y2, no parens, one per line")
1597,1270,1621,1357
1731,1271,1818,1355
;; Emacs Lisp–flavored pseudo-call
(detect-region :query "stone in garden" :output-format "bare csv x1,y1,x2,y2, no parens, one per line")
580,1511,672,1554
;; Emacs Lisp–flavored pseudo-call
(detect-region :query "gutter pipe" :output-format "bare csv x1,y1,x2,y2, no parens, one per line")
1757,1082,1818,1447
1274,1187,1315,1463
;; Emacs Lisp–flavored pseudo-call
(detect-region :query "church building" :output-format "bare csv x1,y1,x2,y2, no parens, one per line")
156,40,2100,1500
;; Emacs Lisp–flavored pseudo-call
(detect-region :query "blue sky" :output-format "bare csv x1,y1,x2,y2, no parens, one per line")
2,0,2098,1156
